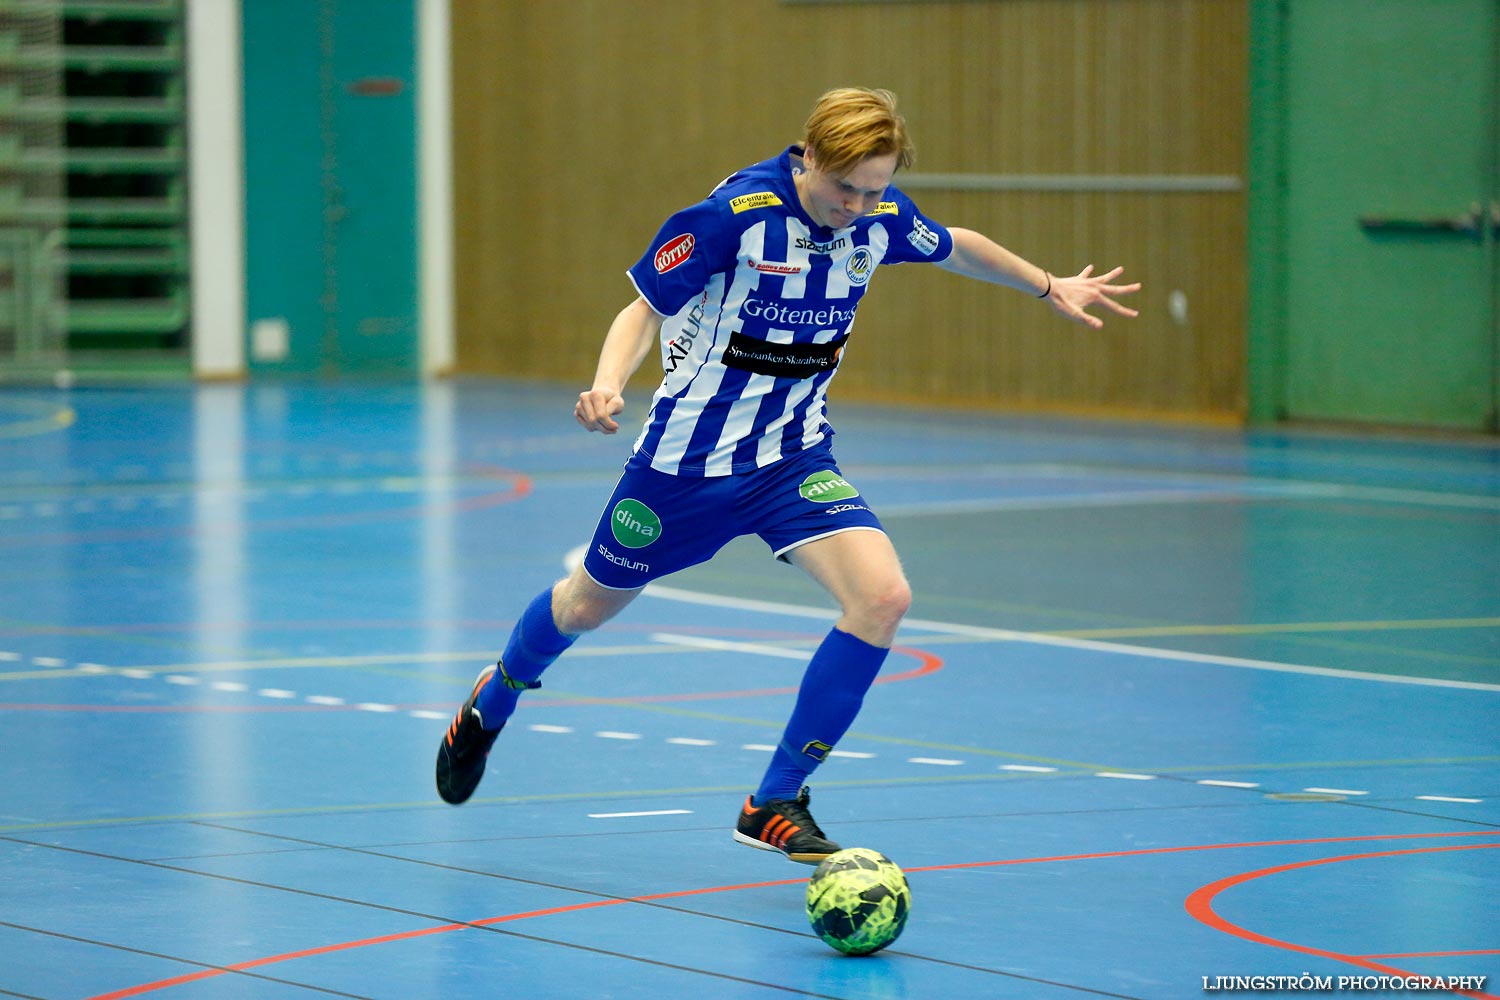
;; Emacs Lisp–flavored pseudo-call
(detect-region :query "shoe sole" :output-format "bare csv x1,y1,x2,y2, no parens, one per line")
732,829,834,866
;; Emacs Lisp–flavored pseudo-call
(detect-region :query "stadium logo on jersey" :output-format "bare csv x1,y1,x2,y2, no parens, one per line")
798,471,859,503
731,191,783,214
610,498,662,548
748,259,806,275
866,201,899,216
795,236,848,254
653,233,695,273
845,247,873,286
907,218,940,256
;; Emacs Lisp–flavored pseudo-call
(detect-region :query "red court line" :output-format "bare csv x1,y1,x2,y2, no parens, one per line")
87,831,1500,999
1185,844,1500,999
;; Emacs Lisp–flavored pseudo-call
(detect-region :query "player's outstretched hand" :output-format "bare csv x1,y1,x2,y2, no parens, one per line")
1046,265,1141,329
575,388,626,434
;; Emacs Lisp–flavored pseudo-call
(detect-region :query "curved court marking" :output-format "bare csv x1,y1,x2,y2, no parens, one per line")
1186,843,1500,999
87,830,1500,1000
0,401,75,440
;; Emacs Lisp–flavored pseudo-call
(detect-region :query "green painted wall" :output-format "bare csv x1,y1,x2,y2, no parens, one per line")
1249,0,1498,432
242,0,418,375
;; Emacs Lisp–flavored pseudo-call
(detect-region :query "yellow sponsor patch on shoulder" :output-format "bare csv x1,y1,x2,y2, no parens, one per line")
866,201,899,216
730,191,783,214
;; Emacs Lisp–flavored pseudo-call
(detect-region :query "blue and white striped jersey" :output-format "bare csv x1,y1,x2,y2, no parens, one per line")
625,145,953,477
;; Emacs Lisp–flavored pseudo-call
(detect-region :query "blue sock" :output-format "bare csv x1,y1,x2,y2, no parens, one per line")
753,628,889,806
473,588,575,727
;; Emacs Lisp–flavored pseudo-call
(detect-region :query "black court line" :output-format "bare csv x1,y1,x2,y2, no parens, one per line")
0,920,372,999
0,986,52,1000
135,799,1285,863
193,822,1152,999
0,834,857,1000
1341,800,1500,829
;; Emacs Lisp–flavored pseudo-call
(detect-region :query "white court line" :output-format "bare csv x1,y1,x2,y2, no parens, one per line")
1198,780,1261,789
1097,772,1156,781
879,489,1243,517
651,632,812,661
1303,787,1368,796
1416,795,1483,804
588,809,692,819
638,582,1500,693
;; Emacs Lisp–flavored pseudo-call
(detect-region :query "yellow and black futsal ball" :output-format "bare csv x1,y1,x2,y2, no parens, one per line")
805,848,911,955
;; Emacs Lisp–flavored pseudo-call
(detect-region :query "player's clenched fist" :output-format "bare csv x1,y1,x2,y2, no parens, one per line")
575,388,625,434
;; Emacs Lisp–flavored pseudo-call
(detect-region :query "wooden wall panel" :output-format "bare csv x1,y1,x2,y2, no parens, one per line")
452,0,1248,421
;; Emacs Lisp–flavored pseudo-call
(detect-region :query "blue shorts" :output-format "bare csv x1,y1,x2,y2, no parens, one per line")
582,443,885,590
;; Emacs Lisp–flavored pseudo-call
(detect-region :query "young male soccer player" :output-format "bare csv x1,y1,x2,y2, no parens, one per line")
437,87,1139,864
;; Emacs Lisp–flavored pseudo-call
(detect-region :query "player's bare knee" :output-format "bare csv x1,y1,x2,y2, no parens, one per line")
850,579,911,642
551,573,637,635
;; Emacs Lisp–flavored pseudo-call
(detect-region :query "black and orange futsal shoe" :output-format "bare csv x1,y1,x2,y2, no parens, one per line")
733,786,842,865
435,665,503,805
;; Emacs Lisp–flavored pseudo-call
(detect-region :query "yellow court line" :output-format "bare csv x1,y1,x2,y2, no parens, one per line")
0,770,1102,835
1052,617,1500,640
1146,755,1500,774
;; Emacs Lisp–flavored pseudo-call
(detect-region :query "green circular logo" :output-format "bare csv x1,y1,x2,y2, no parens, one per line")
610,498,662,548
798,471,859,503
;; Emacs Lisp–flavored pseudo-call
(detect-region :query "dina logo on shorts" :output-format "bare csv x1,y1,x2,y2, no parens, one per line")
610,498,662,548
798,471,859,503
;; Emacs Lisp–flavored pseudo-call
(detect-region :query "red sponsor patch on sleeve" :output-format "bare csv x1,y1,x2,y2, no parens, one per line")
653,233,695,274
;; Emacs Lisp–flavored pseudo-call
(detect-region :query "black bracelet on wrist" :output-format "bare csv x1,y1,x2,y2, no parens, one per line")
1037,272,1052,299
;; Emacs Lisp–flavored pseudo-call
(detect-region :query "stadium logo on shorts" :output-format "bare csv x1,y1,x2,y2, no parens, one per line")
799,471,859,503
611,498,662,548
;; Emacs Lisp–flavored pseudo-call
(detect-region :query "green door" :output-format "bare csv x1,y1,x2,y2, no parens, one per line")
1274,0,1497,431
243,0,417,375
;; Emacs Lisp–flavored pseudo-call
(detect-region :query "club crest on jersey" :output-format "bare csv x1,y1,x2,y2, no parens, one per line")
845,247,873,286
653,233,695,274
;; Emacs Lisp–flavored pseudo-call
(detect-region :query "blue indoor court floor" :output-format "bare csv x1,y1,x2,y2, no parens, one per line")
0,379,1497,999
